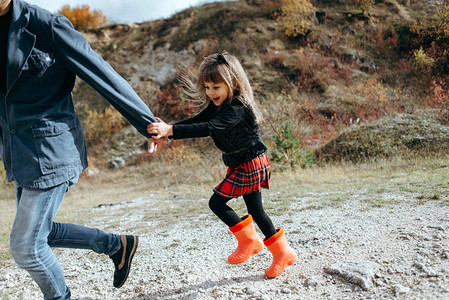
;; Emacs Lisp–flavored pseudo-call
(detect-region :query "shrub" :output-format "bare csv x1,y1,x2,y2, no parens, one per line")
353,80,393,122
278,0,313,38
271,121,314,169
425,79,449,125
154,83,199,122
265,49,352,94
427,79,449,108
58,5,107,31
160,140,202,167
346,0,375,16
410,3,449,79
369,28,400,59
261,50,287,69
412,47,435,67
83,106,128,146
411,3,449,44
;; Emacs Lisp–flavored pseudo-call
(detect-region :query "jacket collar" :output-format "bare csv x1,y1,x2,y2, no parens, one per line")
10,0,28,28
7,0,35,95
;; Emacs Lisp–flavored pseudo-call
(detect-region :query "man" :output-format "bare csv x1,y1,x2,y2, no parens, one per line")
0,0,163,298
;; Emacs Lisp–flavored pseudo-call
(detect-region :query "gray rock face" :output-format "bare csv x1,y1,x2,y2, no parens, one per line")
325,260,380,291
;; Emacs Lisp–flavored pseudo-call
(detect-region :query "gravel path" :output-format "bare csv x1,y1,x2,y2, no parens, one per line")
1,193,448,299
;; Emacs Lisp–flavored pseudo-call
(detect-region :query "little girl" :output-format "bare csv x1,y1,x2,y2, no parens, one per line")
147,52,296,278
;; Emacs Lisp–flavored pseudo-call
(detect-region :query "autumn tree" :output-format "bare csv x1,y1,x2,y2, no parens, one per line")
278,0,313,38
412,3,449,43
58,5,107,31
411,2,449,76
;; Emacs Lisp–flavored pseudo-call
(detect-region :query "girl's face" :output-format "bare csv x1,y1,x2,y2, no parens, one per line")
204,81,230,106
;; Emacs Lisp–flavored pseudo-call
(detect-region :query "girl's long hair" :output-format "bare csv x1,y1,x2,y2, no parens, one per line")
178,51,263,123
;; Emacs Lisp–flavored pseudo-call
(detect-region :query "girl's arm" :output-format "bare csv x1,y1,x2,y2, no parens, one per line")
174,101,215,126
172,104,242,139
149,102,244,140
148,102,215,139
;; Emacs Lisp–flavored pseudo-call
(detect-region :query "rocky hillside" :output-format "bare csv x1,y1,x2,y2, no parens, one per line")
72,0,449,166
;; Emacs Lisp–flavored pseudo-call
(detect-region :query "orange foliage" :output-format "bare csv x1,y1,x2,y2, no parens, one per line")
58,5,107,31
426,80,449,109
84,106,128,146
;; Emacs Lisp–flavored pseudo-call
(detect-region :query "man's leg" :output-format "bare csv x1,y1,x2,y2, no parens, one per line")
48,221,139,289
48,222,121,255
9,180,136,299
10,181,72,300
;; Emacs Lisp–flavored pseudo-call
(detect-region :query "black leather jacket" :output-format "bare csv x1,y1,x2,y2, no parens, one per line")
172,98,267,168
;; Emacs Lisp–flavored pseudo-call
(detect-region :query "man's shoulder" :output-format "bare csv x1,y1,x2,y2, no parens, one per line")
18,0,59,32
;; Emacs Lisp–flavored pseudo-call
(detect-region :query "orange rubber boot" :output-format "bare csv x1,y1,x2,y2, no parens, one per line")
228,215,264,264
264,228,297,278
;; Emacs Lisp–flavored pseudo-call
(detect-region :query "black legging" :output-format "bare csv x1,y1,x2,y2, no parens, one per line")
209,191,277,238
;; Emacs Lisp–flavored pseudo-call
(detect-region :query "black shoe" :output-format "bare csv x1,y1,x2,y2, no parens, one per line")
110,235,139,288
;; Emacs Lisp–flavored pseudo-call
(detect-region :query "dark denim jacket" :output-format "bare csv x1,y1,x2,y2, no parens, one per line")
0,0,156,189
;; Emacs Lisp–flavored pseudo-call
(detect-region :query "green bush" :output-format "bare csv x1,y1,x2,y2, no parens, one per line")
271,121,314,169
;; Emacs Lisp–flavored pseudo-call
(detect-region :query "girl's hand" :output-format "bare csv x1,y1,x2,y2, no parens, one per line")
147,117,173,139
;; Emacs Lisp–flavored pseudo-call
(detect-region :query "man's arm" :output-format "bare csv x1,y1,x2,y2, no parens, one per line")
51,15,156,137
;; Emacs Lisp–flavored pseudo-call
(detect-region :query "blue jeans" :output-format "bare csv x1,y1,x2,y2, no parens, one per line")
9,178,121,300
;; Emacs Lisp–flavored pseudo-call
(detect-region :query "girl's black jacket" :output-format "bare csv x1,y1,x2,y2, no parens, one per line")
171,98,267,168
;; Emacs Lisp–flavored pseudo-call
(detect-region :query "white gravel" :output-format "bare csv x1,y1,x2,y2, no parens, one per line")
1,193,448,299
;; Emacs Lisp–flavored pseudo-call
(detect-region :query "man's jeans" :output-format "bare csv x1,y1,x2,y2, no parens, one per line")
9,179,121,300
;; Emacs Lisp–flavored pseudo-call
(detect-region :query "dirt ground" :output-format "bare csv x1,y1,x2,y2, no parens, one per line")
1,190,448,300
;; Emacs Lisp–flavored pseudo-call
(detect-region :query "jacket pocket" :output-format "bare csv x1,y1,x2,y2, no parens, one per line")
23,49,55,77
31,116,81,175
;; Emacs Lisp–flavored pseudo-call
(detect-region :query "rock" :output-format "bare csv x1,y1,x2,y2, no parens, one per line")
149,64,177,85
412,261,427,272
342,25,355,35
316,9,327,24
310,10,318,25
304,276,319,287
86,167,99,177
433,233,443,240
360,57,376,73
324,260,380,291
394,284,410,295
108,156,126,169
432,242,443,248
341,52,358,65
244,286,257,295
428,225,445,231
426,268,438,277
267,39,285,51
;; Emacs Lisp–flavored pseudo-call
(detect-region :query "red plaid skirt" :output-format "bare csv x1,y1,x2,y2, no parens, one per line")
213,153,271,199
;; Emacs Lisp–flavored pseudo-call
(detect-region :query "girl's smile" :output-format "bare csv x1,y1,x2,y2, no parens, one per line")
204,81,230,106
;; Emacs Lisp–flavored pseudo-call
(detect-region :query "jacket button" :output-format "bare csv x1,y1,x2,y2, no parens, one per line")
10,129,15,134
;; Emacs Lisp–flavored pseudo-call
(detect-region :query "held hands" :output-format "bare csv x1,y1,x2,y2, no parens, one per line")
147,117,173,139
146,117,172,156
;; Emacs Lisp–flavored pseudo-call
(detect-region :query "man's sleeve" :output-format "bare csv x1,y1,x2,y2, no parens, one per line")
51,15,156,137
